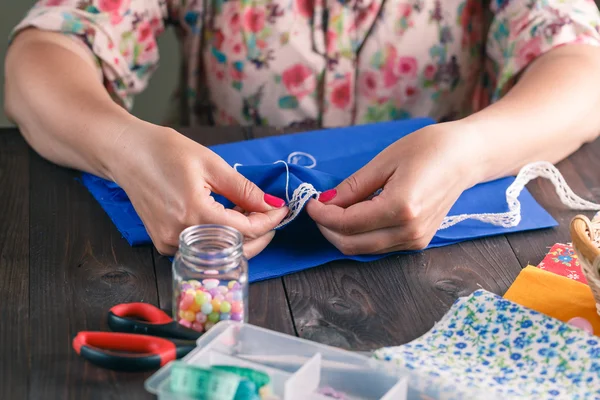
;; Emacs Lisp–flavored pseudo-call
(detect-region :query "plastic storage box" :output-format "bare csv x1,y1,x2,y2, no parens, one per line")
145,321,493,400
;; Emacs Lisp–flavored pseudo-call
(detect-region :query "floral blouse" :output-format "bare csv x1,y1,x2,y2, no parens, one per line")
13,0,600,128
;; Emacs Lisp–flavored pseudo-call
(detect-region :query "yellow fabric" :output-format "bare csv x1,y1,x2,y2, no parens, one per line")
504,265,600,336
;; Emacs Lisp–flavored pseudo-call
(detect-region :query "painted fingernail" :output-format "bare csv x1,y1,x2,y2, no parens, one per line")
264,193,285,208
319,189,337,203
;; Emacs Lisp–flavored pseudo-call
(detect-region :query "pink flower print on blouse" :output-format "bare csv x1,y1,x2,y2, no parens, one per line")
358,70,381,100
43,0,65,5
230,63,244,81
382,45,399,88
243,7,266,33
516,36,542,70
327,30,337,54
330,75,352,109
395,56,418,78
223,3,242,35
282,64,316,100
98,0,123,13
138,21,153,42
424,64,436,80
395,3,414,35
295,0,314,19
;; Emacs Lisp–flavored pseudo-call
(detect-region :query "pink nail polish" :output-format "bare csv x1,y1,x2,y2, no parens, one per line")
319,189,337,203
264,194,285,208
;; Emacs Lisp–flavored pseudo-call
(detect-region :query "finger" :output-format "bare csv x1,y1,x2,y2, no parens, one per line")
233,205,246,214
306,193,408,235
243,231,276,259
200,196,288,239
325,156,391,208
316,223,431,255
206,156,285,212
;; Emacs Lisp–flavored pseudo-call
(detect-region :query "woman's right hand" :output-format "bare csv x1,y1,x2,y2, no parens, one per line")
109,120,288,257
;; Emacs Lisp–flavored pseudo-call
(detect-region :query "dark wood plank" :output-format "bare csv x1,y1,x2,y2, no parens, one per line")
0,130,30,399
28,149,157,399
250,125,523,350
506,141,600,267
155,126,296,335
283,237,522,351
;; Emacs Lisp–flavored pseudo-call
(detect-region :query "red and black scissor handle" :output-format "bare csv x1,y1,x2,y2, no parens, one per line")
73,331,195,372
107,303,200,341
72,303,200,371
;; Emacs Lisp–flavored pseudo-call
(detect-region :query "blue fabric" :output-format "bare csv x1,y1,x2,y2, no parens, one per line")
81,118,558,282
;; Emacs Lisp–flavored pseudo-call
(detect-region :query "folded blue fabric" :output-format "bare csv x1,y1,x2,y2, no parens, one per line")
81,118,557,282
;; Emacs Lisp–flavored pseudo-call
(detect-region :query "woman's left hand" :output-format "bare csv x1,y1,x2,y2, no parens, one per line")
306,121,481,255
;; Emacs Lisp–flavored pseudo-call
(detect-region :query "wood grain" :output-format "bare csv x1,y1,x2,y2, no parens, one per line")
283,236,522,351
28,151,157,400
155,126,296,335
0,131,30,399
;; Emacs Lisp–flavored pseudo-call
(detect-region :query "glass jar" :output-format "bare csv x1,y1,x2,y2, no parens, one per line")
172,225,248,334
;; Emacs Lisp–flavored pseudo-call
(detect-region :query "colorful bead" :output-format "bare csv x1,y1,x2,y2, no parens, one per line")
220,313,231,321
214,294,225,302
191,322,204,332
195,292,211,306
220,301,232,313
209,288,220,298
211,299,221,313
232,291,243,302
180,293,194,310
228,280,237,289
182,310,196,322
205,321,215,331
188,302,201,313
189,280,201,288
225,292,234,302
231,312,243,321
185,288,196,296
208,312,220,323
232,282,241,291
179,318,192,328
201,303,213,315
195,313,207,324
231,301,243,314
218,286,229,294
180,283,192,292
203,279,219,290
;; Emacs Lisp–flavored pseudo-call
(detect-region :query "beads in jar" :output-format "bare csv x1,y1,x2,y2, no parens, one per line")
175,278,246,333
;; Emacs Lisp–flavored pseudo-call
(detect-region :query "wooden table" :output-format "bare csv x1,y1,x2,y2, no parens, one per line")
2,124,600,399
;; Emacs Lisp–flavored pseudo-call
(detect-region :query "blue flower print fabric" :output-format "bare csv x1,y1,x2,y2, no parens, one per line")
374,290,600,400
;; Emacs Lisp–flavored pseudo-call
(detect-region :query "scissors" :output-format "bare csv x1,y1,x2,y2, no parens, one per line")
73,302,201,372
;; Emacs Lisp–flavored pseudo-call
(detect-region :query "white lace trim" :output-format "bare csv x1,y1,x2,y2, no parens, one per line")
276,183,320,229
235,156,600,231
439,161,600,230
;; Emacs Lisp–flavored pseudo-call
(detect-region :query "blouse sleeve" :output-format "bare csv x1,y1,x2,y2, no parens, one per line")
11,0,171,109
486,0,600,100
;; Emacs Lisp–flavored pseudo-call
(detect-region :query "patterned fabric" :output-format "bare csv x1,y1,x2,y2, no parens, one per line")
537,243,587,284
373,290,600,400
11,0,600,127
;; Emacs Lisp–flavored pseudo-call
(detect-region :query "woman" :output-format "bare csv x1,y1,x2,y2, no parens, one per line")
5,0,600,257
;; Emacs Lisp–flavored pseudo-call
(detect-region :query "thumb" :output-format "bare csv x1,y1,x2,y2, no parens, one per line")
207,158,286,212
326,158,390,208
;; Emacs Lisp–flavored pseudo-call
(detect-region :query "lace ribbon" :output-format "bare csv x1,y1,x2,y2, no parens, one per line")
439,161,600,230
238,158,600,231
